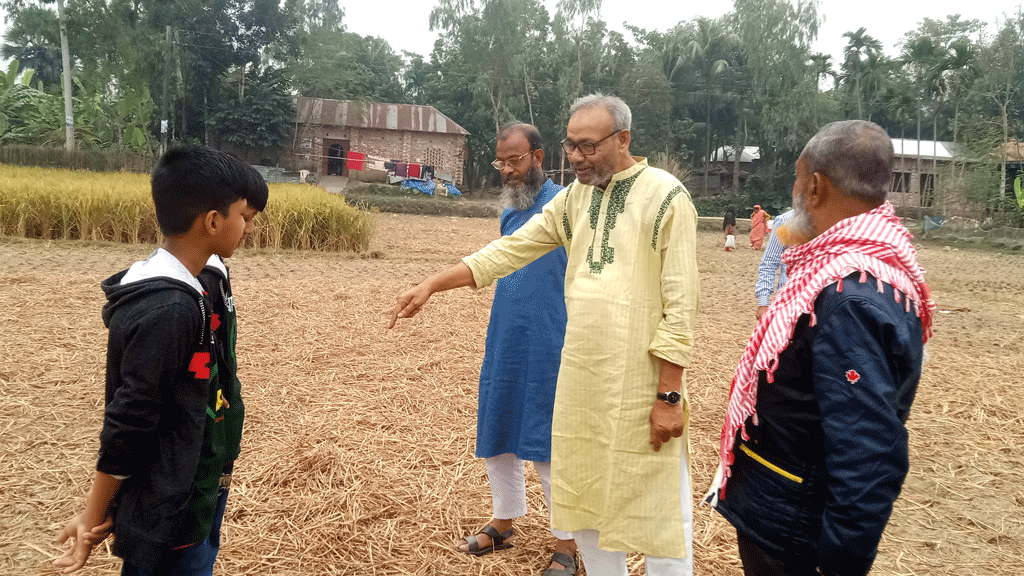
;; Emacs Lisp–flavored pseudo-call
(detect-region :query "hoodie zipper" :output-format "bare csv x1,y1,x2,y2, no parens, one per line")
197,294,209,348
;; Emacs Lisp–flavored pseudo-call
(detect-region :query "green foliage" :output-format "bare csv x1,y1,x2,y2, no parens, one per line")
0,60,56,145
744,169,794,214
0,4,62,88
288,28,406,102
210,67,295,151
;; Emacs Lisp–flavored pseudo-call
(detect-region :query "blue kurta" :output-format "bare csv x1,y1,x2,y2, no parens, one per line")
475,178,568,462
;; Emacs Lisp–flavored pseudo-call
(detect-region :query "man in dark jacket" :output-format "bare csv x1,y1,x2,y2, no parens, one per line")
705,120,935,576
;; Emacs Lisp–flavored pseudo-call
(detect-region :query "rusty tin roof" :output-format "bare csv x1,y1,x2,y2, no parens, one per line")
295,97,470,135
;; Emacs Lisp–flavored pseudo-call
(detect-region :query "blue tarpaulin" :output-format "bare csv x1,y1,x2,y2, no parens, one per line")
443,183,463,197
401,179,435,196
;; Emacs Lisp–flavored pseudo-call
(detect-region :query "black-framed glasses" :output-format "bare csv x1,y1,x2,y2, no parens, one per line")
561,130,621,156
491,150,536,170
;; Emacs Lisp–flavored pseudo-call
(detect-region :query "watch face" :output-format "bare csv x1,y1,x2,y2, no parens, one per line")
661,391,681,404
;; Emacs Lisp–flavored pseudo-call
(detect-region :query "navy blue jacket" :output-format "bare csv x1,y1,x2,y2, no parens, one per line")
716,271,924,576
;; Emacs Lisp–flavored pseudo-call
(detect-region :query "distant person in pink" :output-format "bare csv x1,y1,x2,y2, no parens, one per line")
749,205,768,250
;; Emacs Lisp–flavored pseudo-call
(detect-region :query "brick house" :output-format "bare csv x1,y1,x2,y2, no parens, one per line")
290,97,470,185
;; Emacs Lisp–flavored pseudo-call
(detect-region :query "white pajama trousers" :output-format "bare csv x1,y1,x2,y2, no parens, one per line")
488,451,694,576
484,453,572,540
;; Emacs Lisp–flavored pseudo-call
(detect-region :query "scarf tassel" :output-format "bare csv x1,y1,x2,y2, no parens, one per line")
836,277,844,293
859,270,868,283
809,311,817,327
894,290,902,303
877,278,885,293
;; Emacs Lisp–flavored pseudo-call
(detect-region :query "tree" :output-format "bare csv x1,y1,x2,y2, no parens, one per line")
840,27,882,119
0,60,50,144
973,11,1024,207
673,17,741,190
424,0,560,188
209,66,295,159
731,0,822,206
288,28,405,102
0,4,62,87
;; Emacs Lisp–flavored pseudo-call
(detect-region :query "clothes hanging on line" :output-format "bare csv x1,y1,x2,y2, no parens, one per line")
346,151,365,170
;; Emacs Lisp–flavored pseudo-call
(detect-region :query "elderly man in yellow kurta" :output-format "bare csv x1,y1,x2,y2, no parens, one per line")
389,94,698,576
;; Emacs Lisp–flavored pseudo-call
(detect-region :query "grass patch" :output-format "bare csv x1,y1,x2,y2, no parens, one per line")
343,188,499,218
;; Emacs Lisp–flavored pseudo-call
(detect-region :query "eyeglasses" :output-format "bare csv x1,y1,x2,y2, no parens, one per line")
491,150,536,171
560,130,621,156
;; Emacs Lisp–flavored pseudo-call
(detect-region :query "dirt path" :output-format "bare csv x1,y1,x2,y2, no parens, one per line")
1,215,1021,575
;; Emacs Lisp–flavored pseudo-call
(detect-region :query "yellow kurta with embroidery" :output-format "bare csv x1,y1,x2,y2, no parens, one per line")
463,159,699,558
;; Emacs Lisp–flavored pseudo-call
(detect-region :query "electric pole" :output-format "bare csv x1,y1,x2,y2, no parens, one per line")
160,25,172,155
56,0,74,150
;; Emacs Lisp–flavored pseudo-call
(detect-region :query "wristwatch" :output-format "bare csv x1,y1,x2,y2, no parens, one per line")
657,391,681,406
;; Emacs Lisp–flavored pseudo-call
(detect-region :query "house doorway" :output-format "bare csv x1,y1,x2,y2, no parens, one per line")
323,139,349,176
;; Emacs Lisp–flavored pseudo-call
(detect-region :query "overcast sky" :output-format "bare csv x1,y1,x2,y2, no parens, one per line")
342,0,1021,66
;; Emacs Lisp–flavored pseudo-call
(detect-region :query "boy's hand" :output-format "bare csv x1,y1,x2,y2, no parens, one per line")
53,513,111,573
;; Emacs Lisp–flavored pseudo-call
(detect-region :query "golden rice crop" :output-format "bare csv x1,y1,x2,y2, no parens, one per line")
0,164,375,251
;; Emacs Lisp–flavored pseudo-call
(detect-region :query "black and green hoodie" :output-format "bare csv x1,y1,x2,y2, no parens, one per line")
98,248,241,571
199,255,244,464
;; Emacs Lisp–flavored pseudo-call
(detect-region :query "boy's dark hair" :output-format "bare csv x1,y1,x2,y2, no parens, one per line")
152,145,269,236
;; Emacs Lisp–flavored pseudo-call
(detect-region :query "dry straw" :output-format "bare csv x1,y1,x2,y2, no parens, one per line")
1,217,1021,575
0,165,375,251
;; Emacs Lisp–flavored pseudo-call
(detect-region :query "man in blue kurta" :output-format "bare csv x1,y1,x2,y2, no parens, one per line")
454,123,576,575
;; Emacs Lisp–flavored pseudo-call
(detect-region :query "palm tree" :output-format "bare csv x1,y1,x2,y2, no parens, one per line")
941,40,979,183
674,17,741,191
808,52,836,88
841,27,883,119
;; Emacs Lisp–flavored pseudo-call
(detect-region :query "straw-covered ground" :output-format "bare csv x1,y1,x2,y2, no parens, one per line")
1,213,1022,575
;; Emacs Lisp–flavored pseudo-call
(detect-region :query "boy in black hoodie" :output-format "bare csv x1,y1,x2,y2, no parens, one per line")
54,146,268,575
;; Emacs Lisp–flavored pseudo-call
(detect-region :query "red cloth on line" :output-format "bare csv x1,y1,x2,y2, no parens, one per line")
408,163,421,178
346,151,365,170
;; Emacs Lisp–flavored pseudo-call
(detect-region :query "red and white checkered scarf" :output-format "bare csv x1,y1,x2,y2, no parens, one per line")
708,201,934,500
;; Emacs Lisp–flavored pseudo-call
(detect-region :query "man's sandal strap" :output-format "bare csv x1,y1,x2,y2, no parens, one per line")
542,551,578,576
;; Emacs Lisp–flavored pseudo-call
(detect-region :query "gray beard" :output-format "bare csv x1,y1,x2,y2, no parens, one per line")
787,194,817,241
574,164,614,188
499,171,544,211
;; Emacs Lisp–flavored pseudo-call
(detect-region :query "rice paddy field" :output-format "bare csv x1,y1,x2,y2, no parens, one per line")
1,213,1022,575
